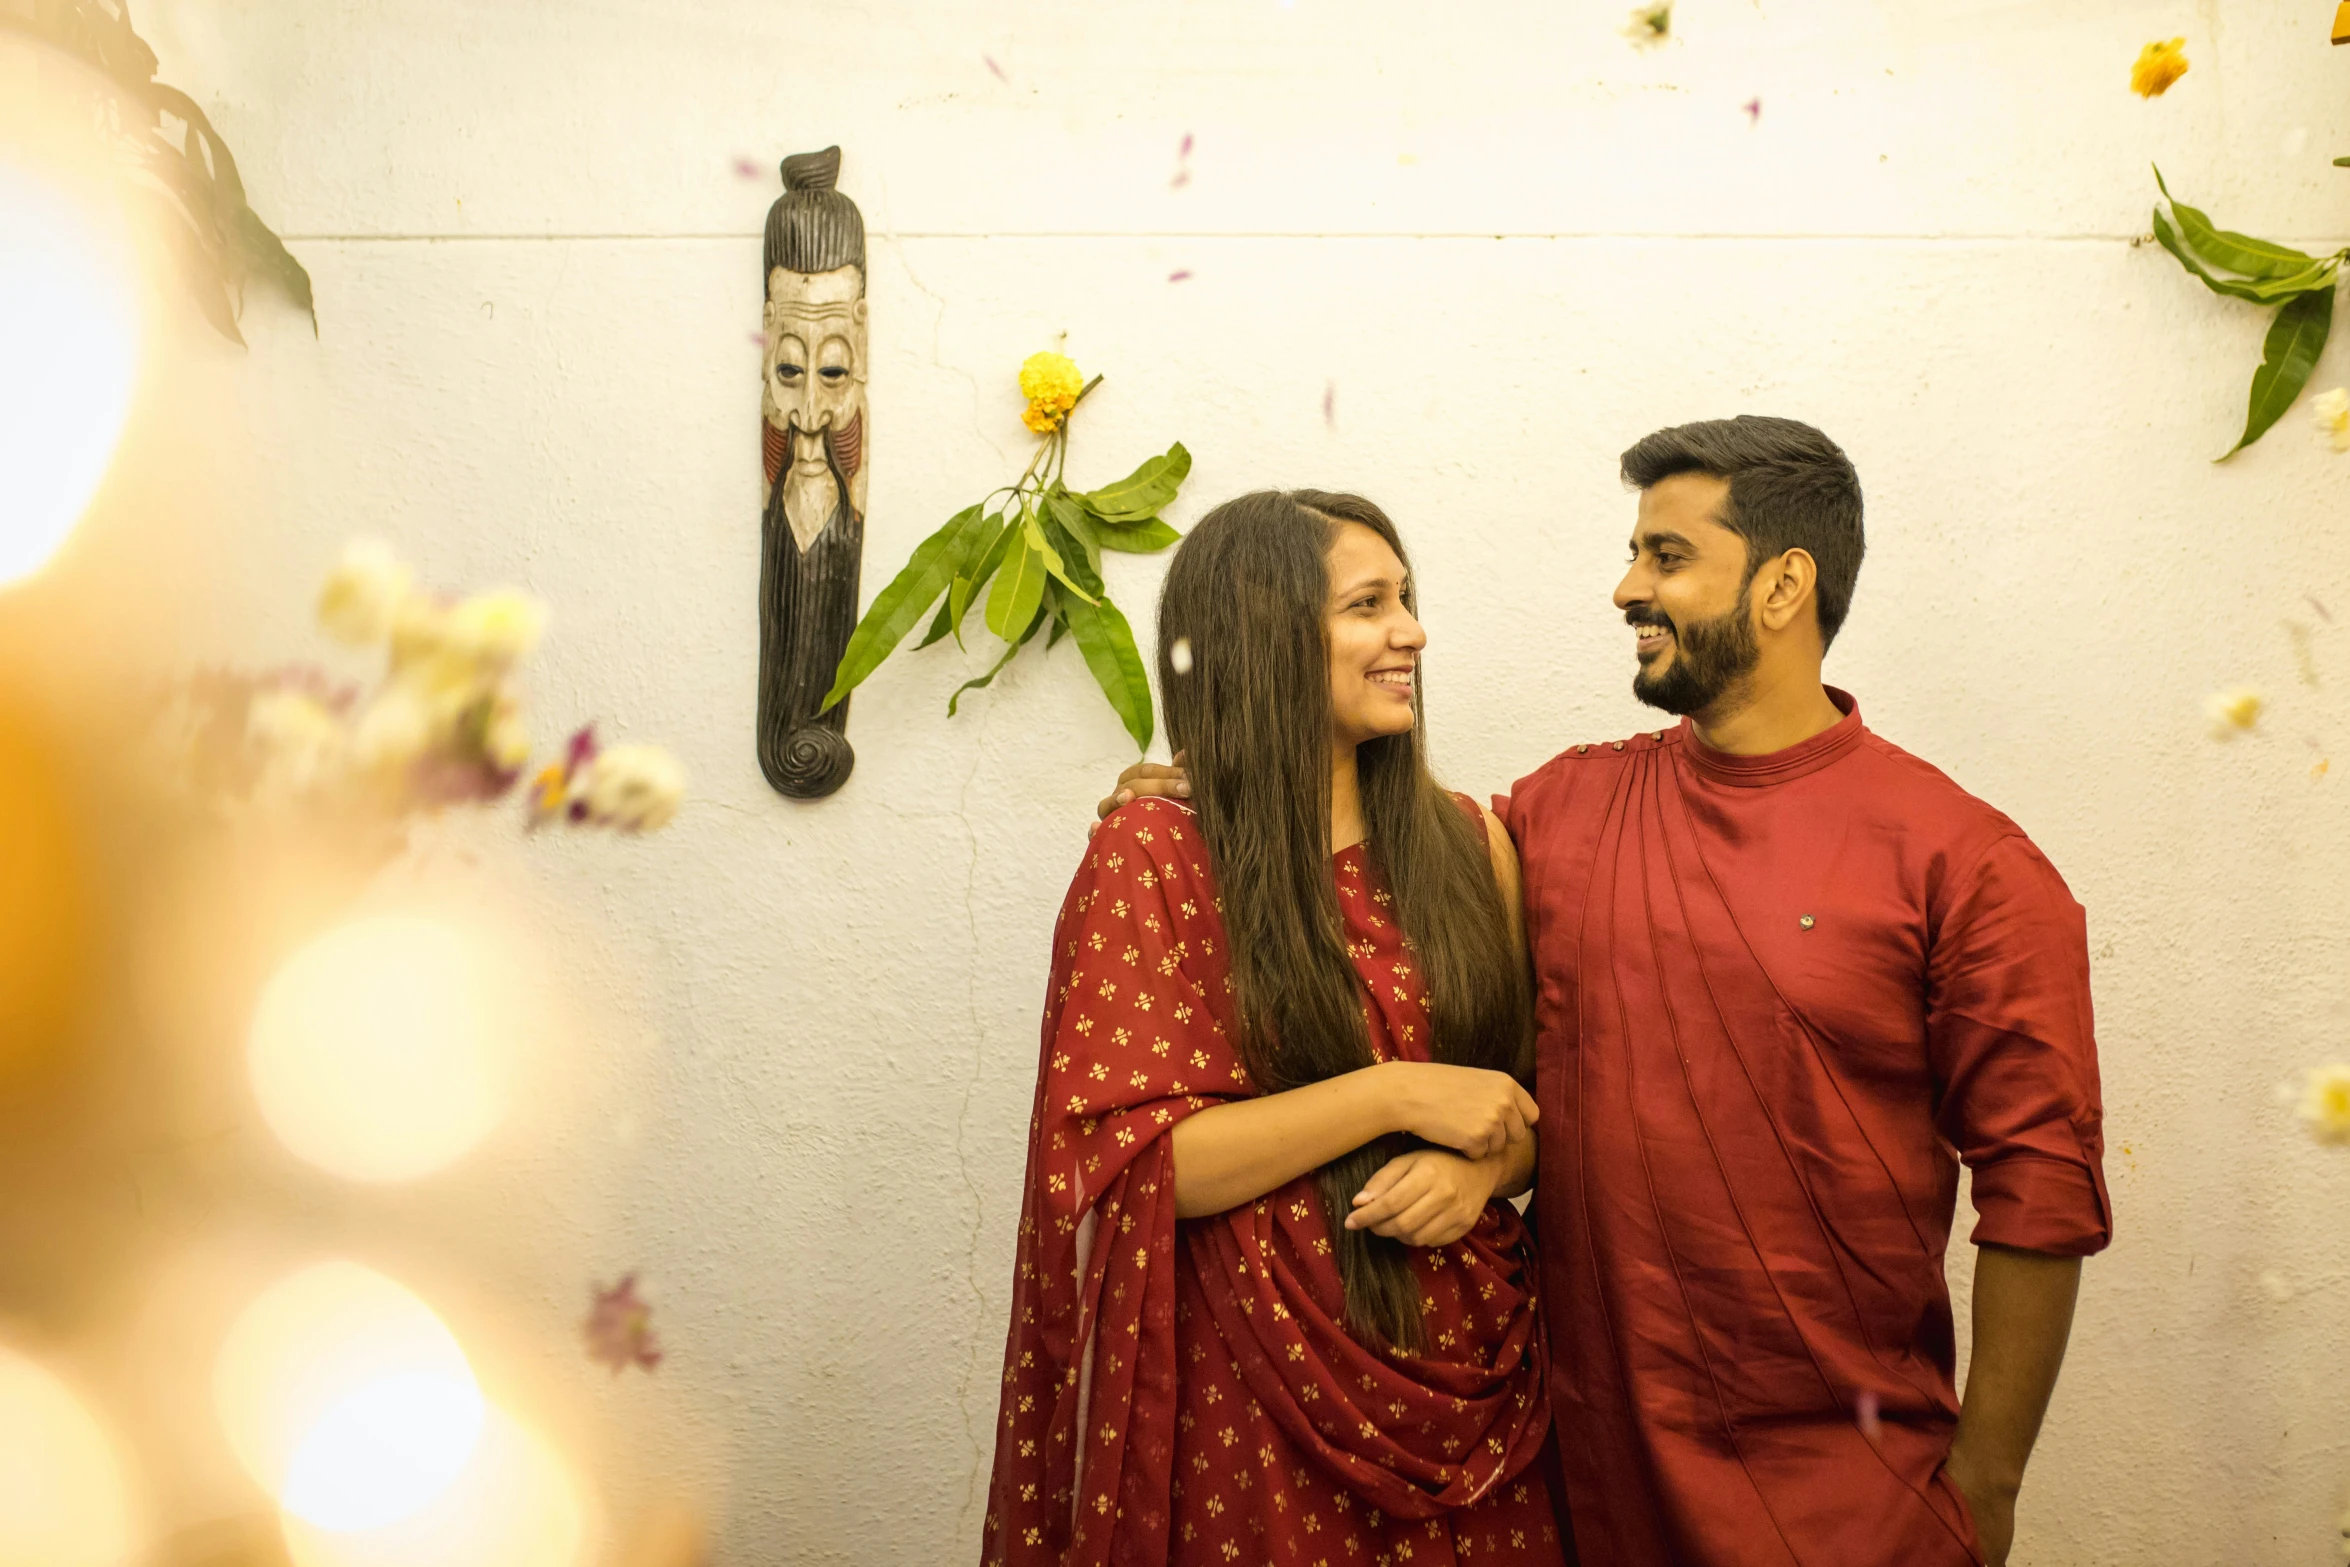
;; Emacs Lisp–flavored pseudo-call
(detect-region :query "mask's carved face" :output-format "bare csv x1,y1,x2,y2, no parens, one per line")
762,265,866,437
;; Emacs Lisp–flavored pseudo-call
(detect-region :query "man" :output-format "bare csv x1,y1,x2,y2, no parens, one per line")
1099,416,2109,1565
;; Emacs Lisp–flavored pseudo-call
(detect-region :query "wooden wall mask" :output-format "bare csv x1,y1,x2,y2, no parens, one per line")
756,146,868,798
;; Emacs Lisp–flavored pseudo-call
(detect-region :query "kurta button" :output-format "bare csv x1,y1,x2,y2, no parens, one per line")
1613,741,1625,751
1653,731,1665,741
1799,915,1816,931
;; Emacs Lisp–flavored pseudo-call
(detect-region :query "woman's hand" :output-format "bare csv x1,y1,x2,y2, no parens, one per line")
1380,1061,1538,1160
1345,1147,1504,1248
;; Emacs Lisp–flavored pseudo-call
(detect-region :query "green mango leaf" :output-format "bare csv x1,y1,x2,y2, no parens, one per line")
1081,442,1193,522
2221,285,2336,460
820,505,989,710
1044,488,1103,576
987,528,1049,641
1046,600,1072,649
1095,517,1182,553
948,601,1047,716
1062,591,1156,751
2244,258,2343,302
948,514,1012,648
1024,510,1097,607
915,596,956,650
2154,166,2316,280
1039,498,1105,599
2151,209,2278,304
2337,157,2350,168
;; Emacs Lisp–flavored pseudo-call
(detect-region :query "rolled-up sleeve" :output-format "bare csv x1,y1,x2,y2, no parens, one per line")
1927,834,2113,1257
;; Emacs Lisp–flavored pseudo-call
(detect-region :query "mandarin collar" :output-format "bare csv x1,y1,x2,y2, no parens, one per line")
1677,687,1864,787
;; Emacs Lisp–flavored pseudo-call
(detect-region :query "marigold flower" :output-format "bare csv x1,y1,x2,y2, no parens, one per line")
482,696,532,774
2131,37,2189,98
247,689,347,799
2312,387,2350,453
580,743,686,832
440,590,548,671
2298,1063,2350,1145
349,685,434,775
2204,686,2265,738
584,1273,663,1374
528,762,569,819
316,539,413,647
1022,400,1065,435
1020,351,1083,411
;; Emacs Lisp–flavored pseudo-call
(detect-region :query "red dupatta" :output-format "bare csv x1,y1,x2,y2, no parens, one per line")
982,799,1550,1566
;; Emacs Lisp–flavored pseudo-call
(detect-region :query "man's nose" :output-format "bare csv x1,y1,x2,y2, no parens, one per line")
1612,566,1645,610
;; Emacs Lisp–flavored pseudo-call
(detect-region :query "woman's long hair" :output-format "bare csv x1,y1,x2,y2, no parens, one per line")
1154,490,1532,1352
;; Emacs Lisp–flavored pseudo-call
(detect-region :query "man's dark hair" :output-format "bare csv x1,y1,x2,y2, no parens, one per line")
1619,415,1865,647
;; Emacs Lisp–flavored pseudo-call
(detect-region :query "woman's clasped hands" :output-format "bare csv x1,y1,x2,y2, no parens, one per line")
1346,1062,1538,1248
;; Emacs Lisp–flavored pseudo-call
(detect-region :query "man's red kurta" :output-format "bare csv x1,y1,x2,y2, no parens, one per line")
982,798,1565,1567
1501,691,2110,1567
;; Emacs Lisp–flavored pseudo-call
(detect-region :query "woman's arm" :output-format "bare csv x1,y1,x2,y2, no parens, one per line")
1170,1060,1537,1219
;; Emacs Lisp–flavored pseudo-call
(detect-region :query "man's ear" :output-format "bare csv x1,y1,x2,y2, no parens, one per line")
1753,548,1819,635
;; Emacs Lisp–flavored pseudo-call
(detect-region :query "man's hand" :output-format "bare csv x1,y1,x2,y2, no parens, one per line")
1941,1451,2017,1567
1093,751,1191,830
1345,1146,1503,1247
1941,1244,2083,1566
1379,1060,1538,1161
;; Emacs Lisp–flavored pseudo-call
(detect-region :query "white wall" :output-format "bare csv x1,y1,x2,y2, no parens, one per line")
35,1,2350,1561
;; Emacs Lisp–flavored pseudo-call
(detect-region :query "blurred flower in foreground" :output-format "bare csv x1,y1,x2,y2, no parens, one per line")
1623,2,1672,49
2312,387,2350,453
318,540,415,648
2131,37,2188,98
2299,1064,2350,1146
0,1344,134,1567
2204,686,2265,739
160,542,680,837
582,745,688,833
585,1275,663,1374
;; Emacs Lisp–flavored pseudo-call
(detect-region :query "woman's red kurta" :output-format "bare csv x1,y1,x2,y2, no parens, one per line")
983,798,1566,1567
1501,692,2111,1567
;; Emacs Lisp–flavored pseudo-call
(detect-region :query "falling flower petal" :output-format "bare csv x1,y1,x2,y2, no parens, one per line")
2311,387,2350,452
1742,97,1762,126
1168,269,1193,283
731,156,761,180
1623,3,1672,49
2204,686,2265,739
1322,381,1337,428
1854,1389,1881,1439
2308,595,2334,623
1169,637,1194,676
2298,1063,2350,1145
2131,37,2189,98
585,1274,664,1373
983,55,1008,82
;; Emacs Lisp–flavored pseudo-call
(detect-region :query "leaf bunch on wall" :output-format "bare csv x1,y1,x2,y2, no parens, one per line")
823,352,1188,750
1,0,313,343
2151,167,2345,457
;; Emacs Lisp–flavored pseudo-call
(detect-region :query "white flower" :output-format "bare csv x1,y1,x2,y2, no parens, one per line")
2204,686,2264,739
247,689,346,799
2298,1063,2350,1146
1169,637,1194,676
580,744,686,832
349,685,434,775
2312,387,2350,453
439,590,547,671
317,539,415,647
482,696,532,774
1622,2,1672,49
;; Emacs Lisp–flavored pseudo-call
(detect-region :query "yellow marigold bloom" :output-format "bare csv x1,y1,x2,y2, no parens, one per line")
1019,351,1083,414
2299,1062,2350,1145
529,762,568,817
2204,686,2265,739
2131,37,2188,98
1021,400,1064,435
2311,387,2350,453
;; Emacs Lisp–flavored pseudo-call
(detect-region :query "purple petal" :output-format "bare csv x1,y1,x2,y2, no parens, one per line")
1168,269,1193,283
984,55,1008,82
732,156,761,180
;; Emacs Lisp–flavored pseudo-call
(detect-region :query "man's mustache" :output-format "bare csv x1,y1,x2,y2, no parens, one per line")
1624,609,1674,631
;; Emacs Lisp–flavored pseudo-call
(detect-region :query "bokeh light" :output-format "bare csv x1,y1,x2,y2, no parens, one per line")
214,1261,485,1531
248,914,512,1182
0,152,140,590
0,1344,135,1567
281,1403,588,1567
0,698,89,1078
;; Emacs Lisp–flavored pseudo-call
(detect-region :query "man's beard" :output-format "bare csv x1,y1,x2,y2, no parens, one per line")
1629,599,1759,717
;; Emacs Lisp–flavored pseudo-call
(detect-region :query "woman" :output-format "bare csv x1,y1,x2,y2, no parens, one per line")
983,491,1568,1566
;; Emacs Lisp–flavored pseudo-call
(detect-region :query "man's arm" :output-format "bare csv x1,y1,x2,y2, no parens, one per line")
1942,1245,2082,1566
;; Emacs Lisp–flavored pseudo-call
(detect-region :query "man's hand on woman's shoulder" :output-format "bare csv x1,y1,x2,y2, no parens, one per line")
1093,751,1193,832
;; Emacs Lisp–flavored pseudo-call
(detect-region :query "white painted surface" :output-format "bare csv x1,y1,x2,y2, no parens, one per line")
23,1,2350,1561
